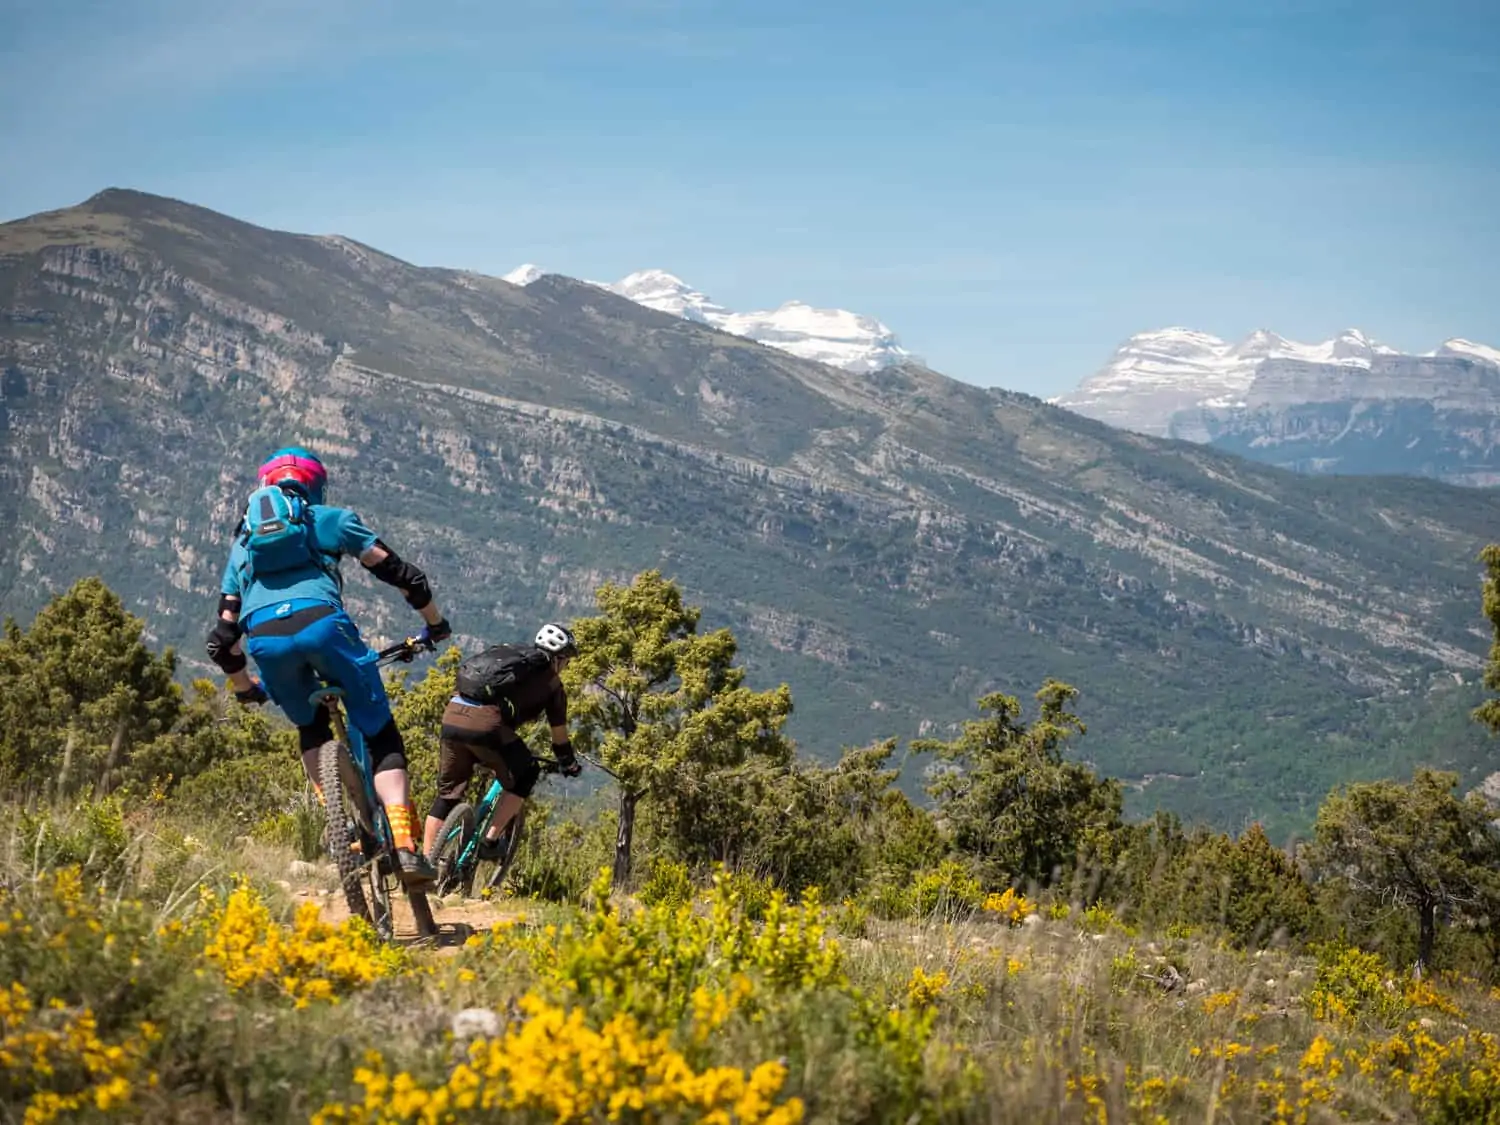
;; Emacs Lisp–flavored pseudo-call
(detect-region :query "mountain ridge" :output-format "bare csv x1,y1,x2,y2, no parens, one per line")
5,187,1500,837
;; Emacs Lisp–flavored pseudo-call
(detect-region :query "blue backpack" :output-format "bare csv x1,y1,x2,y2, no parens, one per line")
235,483,330,583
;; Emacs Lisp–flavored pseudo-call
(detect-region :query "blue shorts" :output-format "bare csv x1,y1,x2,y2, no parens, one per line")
244,606,393,736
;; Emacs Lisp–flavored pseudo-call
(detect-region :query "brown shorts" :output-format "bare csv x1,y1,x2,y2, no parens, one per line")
438,697,539,800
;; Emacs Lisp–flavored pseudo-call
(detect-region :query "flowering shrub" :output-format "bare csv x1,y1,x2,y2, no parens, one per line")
980,887,1035,926
905,967,949,1009
311,994,805,1125
909,861,982,918
1200,988,1241,1016
505,869,846,1029
200,881,408,1008
11,809,1500,1124
0,982,159,1124
831,897,869,938
1080,902,1134,935
484,868,975,1122
636,857,693,911
1306,942,1457,1027
1366,1025,1500,1122
0,865,196,1041
16,799,133,885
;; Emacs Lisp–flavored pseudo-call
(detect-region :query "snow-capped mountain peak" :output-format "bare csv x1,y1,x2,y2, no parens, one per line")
609,269,728,324
1053,325,1500,437
1435,338,1500,366
1228,329,1294,360
502,263,914,373
502,263,544,286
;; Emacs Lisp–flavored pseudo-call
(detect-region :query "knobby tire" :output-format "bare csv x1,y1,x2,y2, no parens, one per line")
318,740,374,931
484,805,529,895
431,802,476,898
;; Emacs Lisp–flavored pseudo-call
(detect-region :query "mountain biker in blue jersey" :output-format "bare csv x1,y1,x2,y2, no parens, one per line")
204,445,450,887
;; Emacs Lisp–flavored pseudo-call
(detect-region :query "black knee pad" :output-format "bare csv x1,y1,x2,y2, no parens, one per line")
502,739,541,798
298,710,334,752
428,796,459,822
367,720,408,774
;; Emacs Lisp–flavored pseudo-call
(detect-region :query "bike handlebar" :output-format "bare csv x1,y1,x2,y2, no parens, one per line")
377,636,435,666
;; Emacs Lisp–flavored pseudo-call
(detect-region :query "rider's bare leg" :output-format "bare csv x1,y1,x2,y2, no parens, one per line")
301,747,322,788
484,792,526,842
421,815,444,859
373,768,413,813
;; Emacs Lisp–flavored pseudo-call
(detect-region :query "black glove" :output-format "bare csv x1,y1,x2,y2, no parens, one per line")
206,618,245,673
418,618,451,648
235,681,269,706
553,740,582,778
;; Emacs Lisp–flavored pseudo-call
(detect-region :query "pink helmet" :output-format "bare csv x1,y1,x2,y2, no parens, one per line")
258,445,328,504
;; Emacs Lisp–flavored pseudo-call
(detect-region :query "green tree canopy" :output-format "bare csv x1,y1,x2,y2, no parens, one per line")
0,577,181,796
651,737,943,897
1111,815,1319,948
1474,543,1500,734
1311,767,1500,971
914,679,1123,890
563,570,794,885
126,677,294,796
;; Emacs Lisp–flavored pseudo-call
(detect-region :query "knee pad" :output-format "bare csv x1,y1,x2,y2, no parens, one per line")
368,720,408,774
502,740,541,798
428,795,459,823
298,709,334,752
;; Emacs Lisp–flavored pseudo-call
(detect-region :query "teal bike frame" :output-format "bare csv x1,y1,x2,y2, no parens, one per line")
431,755,560,898
314,638,438,942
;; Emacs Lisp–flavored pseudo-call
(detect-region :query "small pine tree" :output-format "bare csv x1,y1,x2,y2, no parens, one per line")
0,577,181,796
563,570,793,886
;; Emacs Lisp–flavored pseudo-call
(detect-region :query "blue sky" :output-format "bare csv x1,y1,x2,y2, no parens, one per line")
2,0,1497,396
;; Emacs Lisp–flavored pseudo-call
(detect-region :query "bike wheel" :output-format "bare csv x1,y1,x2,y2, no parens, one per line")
430,802,475,897
365,824,395,942
483,806,529,895
318,740,374,930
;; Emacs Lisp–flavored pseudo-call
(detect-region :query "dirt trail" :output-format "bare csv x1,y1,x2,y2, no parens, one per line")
287,864,526,952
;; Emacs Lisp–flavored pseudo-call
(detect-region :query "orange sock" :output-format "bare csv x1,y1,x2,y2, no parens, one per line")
406,804,423,853
387,803,416,851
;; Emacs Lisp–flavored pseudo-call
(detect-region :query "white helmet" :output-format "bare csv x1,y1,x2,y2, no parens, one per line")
535,622,578,657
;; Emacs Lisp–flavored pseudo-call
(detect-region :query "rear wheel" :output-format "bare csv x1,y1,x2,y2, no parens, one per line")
318,741,373,930
430,803,476,897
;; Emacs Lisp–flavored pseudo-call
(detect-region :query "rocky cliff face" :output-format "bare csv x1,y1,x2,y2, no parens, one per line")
1167,356,1500,484
5,189,1500,834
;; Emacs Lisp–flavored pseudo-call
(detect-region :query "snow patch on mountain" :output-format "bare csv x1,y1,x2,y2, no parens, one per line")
504,264,913,374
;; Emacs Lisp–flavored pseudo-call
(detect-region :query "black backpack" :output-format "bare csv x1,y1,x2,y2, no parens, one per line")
455,643,552,706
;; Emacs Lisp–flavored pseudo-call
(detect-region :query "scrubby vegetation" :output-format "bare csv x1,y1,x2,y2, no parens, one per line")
3,567,1500,1121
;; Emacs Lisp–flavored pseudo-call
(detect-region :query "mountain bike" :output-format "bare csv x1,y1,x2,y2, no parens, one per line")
427,756,567,898
313,637,438,942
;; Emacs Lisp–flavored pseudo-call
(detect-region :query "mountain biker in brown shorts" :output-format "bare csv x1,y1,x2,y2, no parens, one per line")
421,623,583,860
